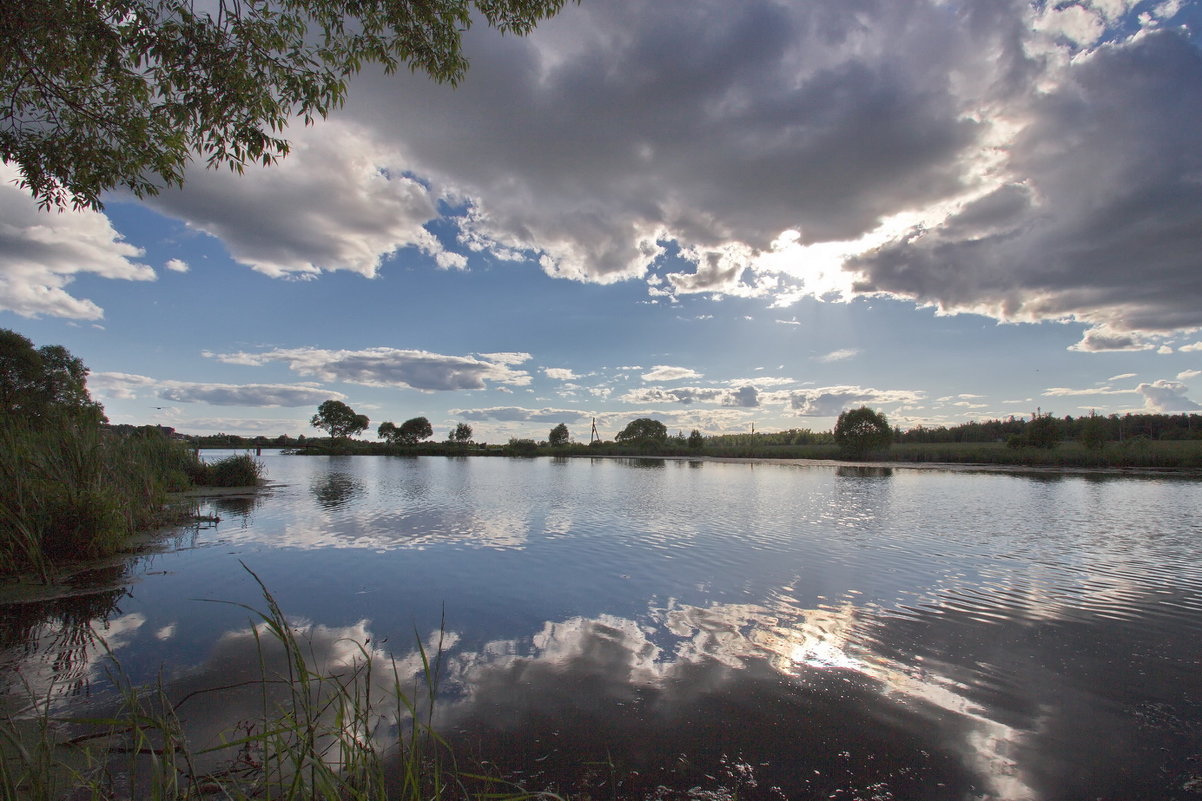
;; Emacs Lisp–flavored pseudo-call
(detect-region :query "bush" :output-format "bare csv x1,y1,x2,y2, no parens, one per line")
833,407,893,459
202,454,264,487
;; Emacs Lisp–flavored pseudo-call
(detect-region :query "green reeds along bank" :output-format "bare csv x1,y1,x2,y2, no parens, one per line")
0,573,539,801
0,426,263,579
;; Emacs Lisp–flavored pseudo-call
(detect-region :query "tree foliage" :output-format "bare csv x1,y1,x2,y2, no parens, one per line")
397,415,433,444
1024,412,1061,449
548,422,569,446
615,417,668,443
1,0,571,210
0,328,105,427
449,421,472,444
1079,411,1107,450
310,399,368,439
833,406,892,458
687,429,704,450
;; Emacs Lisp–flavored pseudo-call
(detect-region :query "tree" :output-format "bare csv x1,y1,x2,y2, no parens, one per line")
449,422,473,444
0,328,105,427
310,399,368,439
687,429,704,450
397,416,433,444
833,407,892,459
1025,412,1061,449
1079,410,1107,450
377,421,398,441
615,417,668,443
3,0,572,210
548,422,569,446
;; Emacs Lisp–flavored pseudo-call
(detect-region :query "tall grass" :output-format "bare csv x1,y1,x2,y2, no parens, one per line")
0,571,544,801
0,425,199,578
0,425,266,578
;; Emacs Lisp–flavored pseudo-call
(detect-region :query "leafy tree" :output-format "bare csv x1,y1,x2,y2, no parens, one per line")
1025,412,1061,449
450,422,473,444
377,421,398,441
397,416,433,444
310,399,368,439
3,0,572,210
687,429,704,450
548,422,570,446
833,407,892,459
0,328,105,427
615,417,668,443
1079,411,1107,450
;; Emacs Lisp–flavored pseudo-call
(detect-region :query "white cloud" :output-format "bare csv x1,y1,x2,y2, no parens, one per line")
1181,342,1202,352
143,121,460,279
90,372,345,407
815,348,860,363
0,163,155,319
641,365,701,382
1177,369,1201,380
207,347,532,391
450,406,590,423
1108,373,1138,381
621,385,760,408
543,367,579,380
164,258,190,273
1042,386,1136,397
849,30,1202,348
1137,380,1202,412
786,385,923,417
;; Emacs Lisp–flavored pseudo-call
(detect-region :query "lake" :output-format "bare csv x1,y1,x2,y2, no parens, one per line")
3,453,1202,800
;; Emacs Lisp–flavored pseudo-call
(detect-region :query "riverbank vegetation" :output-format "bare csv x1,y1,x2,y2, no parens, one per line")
286,400,1202,469
0,330,264,579
0,576,533,801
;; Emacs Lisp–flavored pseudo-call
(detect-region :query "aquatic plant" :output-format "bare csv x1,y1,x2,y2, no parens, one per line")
0,571,551,801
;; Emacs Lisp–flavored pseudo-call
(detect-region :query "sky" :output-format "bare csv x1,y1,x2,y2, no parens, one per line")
3,0,1202,443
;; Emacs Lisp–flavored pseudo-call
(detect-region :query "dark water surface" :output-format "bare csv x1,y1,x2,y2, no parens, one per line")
4,453,1202,800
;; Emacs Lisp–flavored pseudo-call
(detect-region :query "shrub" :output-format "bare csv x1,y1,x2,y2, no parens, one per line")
203,454,264,487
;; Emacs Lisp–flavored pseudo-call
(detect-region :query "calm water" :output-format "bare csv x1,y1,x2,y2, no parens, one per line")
4,453,1202,800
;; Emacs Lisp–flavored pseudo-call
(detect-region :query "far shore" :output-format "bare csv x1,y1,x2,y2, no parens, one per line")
574,452,1202,478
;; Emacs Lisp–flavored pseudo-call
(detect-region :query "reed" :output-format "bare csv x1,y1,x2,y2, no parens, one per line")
0,571,550,801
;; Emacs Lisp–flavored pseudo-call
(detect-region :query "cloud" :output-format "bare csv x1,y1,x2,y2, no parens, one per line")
621,385,760,408
340,0,1004,288
1178,369,1201,380
815,348,860,363
450,406,590,423
1108,373,1138,381
1136,380,1202,412
641,365,701,382
90,372,345,407
848,30,1202,347
207,347,532,391
543,367,579,381
1042,386,1137,397
164,258,190,273
0,163,155,319
786,385,923,417
142,121,461,278
1180,342,1202,352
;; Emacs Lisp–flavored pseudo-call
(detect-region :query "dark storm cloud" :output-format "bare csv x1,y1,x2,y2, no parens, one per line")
851,30,1202,344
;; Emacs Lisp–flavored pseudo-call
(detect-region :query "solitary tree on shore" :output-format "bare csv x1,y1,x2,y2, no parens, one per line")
616,418,668,443
548,423,570,446
833,407,892,459
310,400,368,440
450,422,473,444
398,416,433,445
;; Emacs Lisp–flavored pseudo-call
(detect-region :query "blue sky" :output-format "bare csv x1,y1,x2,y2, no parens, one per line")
3,0,1202,442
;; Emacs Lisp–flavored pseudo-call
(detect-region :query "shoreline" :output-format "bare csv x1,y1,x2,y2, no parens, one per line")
574,452,1202,478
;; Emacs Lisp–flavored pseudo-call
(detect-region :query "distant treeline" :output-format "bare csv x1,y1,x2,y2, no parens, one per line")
897,412,1202,444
